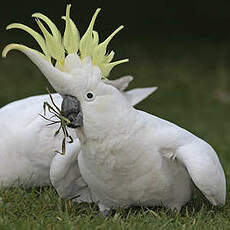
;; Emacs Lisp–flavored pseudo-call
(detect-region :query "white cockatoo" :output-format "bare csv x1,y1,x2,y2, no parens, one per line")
2,5,226,216
0,5,156,188
0,77,156,188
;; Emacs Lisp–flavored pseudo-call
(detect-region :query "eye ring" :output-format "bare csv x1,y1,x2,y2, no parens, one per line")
85,91,95,101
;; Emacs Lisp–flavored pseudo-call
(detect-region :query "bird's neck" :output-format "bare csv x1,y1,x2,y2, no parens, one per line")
82,105,137,141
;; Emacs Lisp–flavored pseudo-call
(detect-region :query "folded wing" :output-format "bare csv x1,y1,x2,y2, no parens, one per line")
176,140,226,205
49,139,91,201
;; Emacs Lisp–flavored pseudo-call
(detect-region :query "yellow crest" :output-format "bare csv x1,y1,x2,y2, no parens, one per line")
2,5,129,78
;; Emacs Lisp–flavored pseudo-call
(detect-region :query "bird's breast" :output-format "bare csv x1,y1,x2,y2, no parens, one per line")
78,140,180,207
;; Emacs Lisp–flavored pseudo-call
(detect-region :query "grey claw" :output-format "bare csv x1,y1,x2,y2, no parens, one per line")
101,209,110,218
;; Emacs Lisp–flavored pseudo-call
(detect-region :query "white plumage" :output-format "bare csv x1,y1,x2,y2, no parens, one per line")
51,104,226,213
2,6,226,214
30,52,225,214
0,78,156,188
0,94,72,187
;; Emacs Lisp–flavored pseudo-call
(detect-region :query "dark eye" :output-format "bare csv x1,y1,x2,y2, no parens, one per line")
85,91,95,101
87,92,93,99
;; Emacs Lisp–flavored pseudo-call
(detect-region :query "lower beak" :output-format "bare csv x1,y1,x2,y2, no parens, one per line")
61,95,83,128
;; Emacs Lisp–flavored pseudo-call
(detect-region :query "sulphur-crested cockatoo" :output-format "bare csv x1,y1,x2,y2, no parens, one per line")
0,76,156,188
2,5,226,215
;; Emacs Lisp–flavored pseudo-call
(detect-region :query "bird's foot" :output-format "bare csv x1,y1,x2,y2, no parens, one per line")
101,209,110,218
99,203,111,218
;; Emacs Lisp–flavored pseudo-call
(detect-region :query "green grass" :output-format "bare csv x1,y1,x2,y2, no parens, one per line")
0,187,229,230
0,37,230,229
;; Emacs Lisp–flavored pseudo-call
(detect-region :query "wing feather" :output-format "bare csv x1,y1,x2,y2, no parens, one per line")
50,140,91,201
176,140,226,205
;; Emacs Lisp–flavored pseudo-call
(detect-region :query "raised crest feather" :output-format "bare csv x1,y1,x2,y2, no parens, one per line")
2,4,128,78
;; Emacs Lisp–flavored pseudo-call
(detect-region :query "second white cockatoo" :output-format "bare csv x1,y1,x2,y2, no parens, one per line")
3,5,226,216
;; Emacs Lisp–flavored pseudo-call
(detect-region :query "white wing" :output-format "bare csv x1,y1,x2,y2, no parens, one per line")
49,140,90,200
176,139,226,205
124,87,157,106
147,114,227,206
104,75,157,106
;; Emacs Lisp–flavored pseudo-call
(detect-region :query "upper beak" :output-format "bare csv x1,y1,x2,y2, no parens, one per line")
61,95,83,129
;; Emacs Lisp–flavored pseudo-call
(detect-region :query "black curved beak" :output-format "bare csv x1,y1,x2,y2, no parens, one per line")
61,95,83,129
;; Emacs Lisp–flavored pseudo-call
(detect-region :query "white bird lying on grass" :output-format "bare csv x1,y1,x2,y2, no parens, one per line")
0,76,155,188
2,5,226,216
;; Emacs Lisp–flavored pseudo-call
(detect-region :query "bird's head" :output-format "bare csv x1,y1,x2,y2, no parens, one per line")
2,5,157,139
2,5,132,133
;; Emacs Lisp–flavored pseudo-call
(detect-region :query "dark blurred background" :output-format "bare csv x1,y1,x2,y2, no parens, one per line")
1,1,230,171
1,0,230,38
